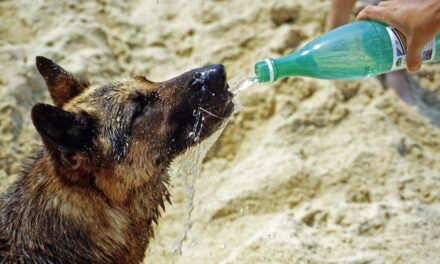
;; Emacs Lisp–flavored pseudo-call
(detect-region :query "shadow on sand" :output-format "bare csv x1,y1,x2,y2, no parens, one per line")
409,76,440,128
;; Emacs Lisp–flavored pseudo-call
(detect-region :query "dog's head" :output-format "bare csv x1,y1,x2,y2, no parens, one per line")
32,56,233,189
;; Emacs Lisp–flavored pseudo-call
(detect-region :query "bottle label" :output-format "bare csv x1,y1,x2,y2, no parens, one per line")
386,27,436,71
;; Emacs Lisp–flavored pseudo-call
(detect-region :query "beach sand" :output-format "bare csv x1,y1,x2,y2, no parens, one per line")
1,0,440,263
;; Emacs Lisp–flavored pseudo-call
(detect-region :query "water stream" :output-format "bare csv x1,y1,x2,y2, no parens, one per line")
173,112,230,256
230,75,258,95
173,75,258,255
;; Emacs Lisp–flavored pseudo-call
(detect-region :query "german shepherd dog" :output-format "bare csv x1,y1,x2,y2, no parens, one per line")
0,56,233,263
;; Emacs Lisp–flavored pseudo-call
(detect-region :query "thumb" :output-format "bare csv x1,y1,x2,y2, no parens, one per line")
406,39,423,72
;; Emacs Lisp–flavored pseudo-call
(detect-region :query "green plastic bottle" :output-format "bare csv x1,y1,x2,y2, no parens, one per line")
255,20,440,82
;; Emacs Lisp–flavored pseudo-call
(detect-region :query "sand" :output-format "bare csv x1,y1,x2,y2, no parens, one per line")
1,0,440,263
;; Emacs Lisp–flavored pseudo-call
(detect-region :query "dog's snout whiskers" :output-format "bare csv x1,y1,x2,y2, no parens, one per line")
199,107,226,120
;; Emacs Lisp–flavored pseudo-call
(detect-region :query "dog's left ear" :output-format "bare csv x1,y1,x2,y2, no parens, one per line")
31,103,95,153
36,56,88,107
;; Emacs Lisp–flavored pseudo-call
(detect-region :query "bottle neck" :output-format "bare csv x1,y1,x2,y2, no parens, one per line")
265,58,276,82
255,53,305,82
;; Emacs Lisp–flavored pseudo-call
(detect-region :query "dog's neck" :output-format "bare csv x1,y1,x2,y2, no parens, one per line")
0,147,170,264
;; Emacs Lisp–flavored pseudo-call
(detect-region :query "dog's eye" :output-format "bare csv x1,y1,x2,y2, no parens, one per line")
132,93,159,119
142,105,157,116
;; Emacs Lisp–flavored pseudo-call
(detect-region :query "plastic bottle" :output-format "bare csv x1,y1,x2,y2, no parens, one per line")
255,20,440,82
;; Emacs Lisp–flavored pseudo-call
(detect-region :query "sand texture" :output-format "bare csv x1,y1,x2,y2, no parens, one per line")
1,0,440,263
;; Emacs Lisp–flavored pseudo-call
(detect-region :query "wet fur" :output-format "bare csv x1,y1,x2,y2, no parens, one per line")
0,57,232,264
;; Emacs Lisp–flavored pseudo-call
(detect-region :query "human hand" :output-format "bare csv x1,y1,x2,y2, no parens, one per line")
357,0,440,72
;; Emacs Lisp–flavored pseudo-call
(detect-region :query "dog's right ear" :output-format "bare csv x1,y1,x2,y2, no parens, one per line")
36,56,88,107
31,103,95,153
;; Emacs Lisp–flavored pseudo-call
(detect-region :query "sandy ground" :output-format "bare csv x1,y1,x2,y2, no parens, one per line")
1,0,440,263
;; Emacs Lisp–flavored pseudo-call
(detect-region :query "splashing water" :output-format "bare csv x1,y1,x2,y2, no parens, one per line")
230,75,258,95
171,75,256,255
172,108,231,256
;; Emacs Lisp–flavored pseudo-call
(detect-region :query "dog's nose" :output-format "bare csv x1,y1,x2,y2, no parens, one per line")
191,64,227,89
200,64,226,84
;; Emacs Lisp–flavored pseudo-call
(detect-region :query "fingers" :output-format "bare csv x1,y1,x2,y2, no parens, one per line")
357,4,396,27
357,5,384,21
406,39,424,72
377,1,393,8
377,1,389,7
356,5,381,20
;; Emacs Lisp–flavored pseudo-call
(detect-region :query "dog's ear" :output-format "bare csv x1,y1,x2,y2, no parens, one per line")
36,56,88,107
134,76,155,84
31,103,95,153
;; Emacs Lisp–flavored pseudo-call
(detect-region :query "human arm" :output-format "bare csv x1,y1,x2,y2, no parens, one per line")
326,0,357,31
